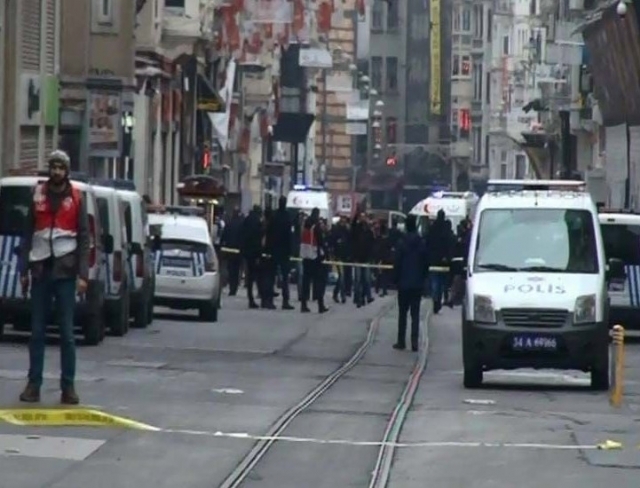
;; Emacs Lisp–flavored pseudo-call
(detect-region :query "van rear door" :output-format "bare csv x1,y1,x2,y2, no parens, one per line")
0,185,33,299
155,239,209,278
601,222,640,307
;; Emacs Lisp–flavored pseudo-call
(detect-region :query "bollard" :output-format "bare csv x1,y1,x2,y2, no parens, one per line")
609,325,625,407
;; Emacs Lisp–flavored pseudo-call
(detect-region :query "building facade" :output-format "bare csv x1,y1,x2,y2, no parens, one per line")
1,0,61,174
356,0,454,211
57,0,136,180
486,0,589,186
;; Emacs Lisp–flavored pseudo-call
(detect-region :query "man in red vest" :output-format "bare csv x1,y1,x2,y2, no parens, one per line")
18,150,90,405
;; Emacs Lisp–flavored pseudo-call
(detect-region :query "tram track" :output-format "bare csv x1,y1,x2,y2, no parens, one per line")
216,302,431,488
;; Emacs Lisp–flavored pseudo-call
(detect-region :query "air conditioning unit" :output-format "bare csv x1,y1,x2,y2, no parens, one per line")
569,0,584,11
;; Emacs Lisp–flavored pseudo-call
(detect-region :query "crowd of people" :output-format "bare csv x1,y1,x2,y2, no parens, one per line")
219,197,473,332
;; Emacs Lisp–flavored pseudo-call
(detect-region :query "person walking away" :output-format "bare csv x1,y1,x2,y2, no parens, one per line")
376,223,391,296
300,208,328,313
314,219,331,310
18,150,90,404
240,206,264,309
393,215,428,352
261,208,277,309
267,196,294,309
330,216,350,303
220,207,244,295
351,213,375,307
426,209,452,314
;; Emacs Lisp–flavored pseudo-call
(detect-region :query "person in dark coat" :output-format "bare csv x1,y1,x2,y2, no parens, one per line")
240,205,264,309
266,196,294,309
426,209,453,314
351,213,375,307
393,214,429,352
329,216,350,303
220,207,244,296
300,208,329,313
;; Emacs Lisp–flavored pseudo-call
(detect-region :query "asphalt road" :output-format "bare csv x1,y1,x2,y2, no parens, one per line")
3,293,640,488
388,306,640,487
0,292,422,488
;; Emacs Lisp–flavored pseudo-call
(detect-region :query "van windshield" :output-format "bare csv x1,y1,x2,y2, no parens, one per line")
601,223,640,265
474,208,599,274
0,186,33,236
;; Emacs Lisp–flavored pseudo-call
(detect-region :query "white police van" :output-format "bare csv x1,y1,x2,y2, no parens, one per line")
462,180,614,390
598,209,640,329
116,188,154,328
93,185,130,336
0,173,106,345
149,212,220,321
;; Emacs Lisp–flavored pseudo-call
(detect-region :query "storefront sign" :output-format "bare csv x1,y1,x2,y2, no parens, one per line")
88,91,121,157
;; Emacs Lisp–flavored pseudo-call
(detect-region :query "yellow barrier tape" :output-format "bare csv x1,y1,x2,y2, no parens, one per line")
219,247,462,272
0,408,160,431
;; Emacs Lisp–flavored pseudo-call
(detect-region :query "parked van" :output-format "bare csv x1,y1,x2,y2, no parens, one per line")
116,189,154,328
93,185,130,336
598,209,640,329
462,180,616,390
0,175,106,345
149,212,220,321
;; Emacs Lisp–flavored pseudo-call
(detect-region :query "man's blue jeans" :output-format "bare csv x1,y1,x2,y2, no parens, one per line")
429,272,445,310
29,276,76,389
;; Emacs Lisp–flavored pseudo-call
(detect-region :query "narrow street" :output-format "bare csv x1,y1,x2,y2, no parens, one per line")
1,296,638,487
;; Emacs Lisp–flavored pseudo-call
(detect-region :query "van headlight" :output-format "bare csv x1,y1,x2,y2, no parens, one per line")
473,295,496,324
574,294,596,324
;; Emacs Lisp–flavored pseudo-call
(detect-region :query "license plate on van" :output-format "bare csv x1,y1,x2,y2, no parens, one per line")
511,334,558,352
162,257,191,268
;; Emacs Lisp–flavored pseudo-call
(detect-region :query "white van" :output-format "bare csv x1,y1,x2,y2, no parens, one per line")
93,185,130,336
149,213,220,321
410,191,478,233
286,185,333,220
0,174,106,345
116,189,154,328
462,180,614,390
598,209,640,329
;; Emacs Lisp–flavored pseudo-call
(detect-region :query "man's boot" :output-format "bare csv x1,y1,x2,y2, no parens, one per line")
282,302,294,310
19,383,40,403
318,299,329,314
61,386,79,405
301,301,311,313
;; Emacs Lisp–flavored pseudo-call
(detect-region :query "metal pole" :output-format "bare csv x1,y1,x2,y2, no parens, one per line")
625,116,631,208
321,67,328,178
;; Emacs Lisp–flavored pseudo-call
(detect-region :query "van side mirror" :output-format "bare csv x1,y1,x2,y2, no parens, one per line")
130,242,143,255
607,257,626,281
103,234,114,254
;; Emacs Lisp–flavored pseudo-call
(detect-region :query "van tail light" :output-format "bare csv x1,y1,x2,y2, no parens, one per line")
88,215,96,268
113,251,123,282
204,248,216,272
136,254,144,278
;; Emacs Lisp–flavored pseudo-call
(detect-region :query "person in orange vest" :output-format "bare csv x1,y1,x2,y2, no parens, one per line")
18,150,91,405
299,207,329,313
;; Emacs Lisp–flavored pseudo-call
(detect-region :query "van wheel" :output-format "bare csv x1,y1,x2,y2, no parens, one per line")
83,313,102,346
0,320,5,340
199,301,218,322
133,291,150,329
463,354,483,388
109,294,129,336
591,349,610,391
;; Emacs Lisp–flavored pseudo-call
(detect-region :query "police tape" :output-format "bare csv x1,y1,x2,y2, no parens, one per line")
219,247,464,273
0,408,160,431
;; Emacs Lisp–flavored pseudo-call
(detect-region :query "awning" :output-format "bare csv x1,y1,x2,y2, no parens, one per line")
271,113,315,143
177,175,226,198
521,132,551,179
196,74,225,113
571,0,617,35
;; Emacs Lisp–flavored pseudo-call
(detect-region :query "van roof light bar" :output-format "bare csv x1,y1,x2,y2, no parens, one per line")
486,179,586,193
